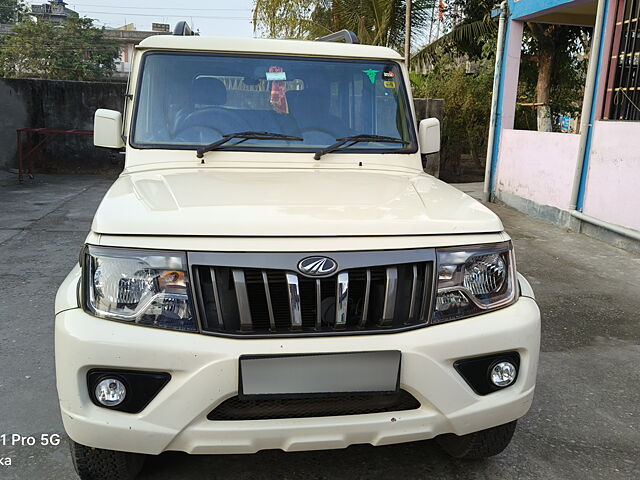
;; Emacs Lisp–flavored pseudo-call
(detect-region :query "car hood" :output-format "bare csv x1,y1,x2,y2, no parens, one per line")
91,168,503,237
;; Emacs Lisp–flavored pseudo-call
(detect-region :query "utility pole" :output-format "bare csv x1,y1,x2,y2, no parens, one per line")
404,0,412,68
428,2,435,43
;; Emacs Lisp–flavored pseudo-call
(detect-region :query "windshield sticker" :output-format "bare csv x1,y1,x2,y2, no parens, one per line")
266,71,287,81
362,69,380,85
383,71,395,78
383,80,396,89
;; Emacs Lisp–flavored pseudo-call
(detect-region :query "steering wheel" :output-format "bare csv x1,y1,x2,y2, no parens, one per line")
173,125,225,144
173,107,246,140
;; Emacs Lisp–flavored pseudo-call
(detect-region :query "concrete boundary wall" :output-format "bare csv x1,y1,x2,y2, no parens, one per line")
0,78,125,174
493,125,640,253
582,120,640,232
494,189,640,255
494,129,580,211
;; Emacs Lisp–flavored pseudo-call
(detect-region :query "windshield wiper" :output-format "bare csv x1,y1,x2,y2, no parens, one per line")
196,131,303,159
313,134,409,160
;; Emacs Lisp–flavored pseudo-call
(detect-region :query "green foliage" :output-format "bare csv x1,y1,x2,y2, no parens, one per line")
252,0,314,39
412,16,497,67
0,17,119,81
0,0,27,24
252,0,435,50
413,0,590,134
413,0,498,65
516,24,590,131
411,53,494,177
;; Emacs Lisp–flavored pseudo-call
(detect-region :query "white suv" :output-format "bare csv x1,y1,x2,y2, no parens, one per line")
55,29,540,480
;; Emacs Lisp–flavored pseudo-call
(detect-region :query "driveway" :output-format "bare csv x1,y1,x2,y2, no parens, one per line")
0,173,638,479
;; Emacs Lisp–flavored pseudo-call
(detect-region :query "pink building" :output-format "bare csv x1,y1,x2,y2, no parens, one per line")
486,0,640,252
104,24,171,81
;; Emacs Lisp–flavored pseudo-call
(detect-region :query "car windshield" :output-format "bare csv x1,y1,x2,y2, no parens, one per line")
131,52,416,153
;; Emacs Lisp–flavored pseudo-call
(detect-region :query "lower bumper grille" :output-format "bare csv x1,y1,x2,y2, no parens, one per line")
189,250,436,337
207,390,421,420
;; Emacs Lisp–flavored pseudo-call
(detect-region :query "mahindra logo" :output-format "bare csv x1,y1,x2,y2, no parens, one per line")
297,256,338,277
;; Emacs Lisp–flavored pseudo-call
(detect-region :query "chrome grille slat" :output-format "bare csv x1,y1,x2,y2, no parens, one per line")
419,263,431,322
209,267,224,329
232,269,252,331
408,264,419,320
315,279,322,329
359,269,371,328
285,273,303,330
262,270,276,330
191,265,206,328
381,267,398,326
192,251,435,336
335,272,349,328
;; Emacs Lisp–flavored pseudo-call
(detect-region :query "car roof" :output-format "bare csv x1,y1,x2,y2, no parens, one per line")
137,35,404,61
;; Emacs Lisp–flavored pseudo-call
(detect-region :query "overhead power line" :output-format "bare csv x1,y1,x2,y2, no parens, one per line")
70,11,252,19
0,5,252,19
68,4,252,12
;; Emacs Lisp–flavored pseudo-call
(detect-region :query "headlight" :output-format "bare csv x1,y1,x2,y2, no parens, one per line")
83,246,196,331
434,242,517,323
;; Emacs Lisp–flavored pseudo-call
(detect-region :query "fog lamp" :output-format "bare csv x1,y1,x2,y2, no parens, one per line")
490,361,517,387
95,378,127,406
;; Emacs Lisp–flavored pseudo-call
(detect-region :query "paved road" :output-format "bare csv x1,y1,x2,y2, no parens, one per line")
0,173,638,479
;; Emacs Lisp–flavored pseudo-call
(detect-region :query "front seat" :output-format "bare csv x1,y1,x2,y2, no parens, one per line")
287,88,354,145
172,77,245,141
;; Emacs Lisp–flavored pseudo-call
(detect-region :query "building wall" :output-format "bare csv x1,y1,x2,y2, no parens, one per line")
0,78,125,173
495,129,580,210
582,121,640,230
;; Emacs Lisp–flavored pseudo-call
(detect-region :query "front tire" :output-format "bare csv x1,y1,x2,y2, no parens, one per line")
69,439,145,480
436,420,517,459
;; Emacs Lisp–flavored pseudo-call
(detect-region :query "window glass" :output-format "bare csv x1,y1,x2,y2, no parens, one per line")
132,52,415,152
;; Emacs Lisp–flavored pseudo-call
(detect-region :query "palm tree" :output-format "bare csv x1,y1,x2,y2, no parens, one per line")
411,13,498,69
253,0,434,52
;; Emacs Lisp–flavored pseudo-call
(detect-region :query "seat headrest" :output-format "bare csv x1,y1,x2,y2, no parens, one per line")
191,77,227,106
287,88,329,116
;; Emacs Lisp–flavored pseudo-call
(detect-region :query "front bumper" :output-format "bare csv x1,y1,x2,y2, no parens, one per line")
55,295,540,455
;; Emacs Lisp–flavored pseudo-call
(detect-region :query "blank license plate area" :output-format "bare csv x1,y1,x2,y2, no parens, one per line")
239,351,401,398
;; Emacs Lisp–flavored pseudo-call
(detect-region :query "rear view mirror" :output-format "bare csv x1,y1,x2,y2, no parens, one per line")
418,118,440,155
94,109,124,148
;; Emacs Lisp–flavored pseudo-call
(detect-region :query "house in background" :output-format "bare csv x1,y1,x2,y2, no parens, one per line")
486,0,640,253
0,0,76,33
105,23,172,80
3,1,171,81
31,0,77,24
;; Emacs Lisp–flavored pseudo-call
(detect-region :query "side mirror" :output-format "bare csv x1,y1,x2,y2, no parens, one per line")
94,109,124,148
418,118,440,154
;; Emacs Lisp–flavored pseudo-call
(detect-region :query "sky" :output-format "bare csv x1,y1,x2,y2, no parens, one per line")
26,0,256,37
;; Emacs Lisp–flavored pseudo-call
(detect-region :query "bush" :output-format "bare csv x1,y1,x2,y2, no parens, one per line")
0,17,119,81
411,56,493,181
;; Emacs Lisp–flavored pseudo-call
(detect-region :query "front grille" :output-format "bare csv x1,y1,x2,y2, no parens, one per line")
207,390,421,420
189,250,435,336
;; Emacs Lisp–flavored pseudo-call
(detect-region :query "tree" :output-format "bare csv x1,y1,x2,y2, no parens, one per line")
252,0,314,39
0,0,27,24
411,47,494,179
412,0,498,67
413,1,589,133
523,23,588,131
252,0,435,51
0,17,119,81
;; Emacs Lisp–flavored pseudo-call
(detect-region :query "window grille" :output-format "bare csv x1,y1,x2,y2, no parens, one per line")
604,0,640,120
